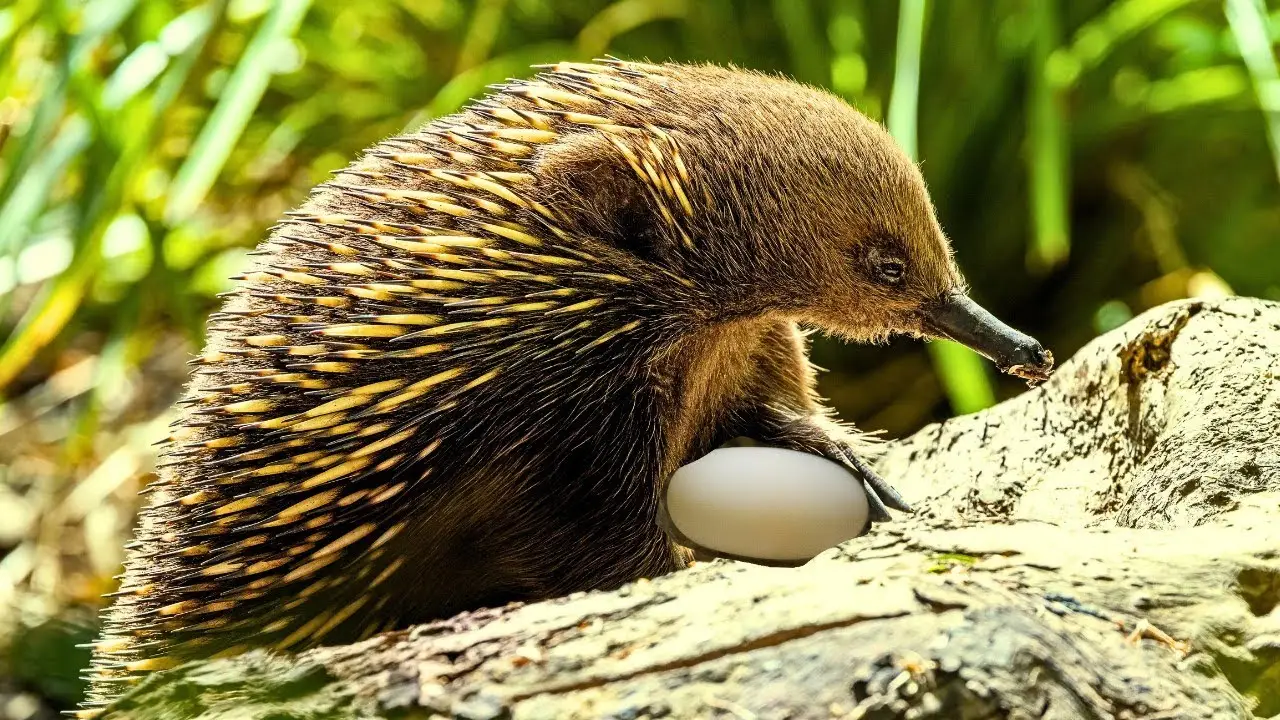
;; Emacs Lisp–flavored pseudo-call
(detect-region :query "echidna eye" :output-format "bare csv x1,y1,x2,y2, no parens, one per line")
878,260,906,284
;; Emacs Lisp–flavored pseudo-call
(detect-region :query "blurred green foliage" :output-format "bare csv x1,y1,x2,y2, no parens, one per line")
0,0,1278,712
0,0,1277,433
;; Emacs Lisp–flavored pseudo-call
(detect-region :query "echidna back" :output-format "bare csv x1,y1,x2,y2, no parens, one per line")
82,60,713,714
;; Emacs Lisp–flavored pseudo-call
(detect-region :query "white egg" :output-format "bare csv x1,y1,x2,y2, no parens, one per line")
665,446,871,563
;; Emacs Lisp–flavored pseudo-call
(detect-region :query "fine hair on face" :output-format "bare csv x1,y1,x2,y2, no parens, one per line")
537,63,964,344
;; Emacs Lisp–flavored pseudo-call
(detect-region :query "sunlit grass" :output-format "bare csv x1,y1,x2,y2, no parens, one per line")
1225,0,1280,185
773,0,828,87
886,0,997,415
165,0,311,224
886,0,925,161
1028,0,1071,272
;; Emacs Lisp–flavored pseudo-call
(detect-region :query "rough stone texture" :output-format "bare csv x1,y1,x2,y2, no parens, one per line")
101,297,1280,720
878,297,1278,532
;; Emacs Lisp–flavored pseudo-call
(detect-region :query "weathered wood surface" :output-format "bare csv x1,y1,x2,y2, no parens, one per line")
103,297,1280,720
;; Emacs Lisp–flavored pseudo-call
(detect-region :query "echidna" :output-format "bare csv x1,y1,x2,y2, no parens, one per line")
82,59,1053,714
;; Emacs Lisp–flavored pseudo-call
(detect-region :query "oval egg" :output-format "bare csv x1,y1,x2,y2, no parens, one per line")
666,446,870,563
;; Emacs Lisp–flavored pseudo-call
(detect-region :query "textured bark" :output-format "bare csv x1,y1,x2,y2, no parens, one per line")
101,297,1280,720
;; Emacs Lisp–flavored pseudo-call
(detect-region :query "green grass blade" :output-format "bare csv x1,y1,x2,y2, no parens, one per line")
1225,0,1280,185
577,0,689,59
405,42,576,132
0,0,140,209
149,4,225,115
0,1,42,87
887,0,996,415
68,0,142,67
827,0,867,101
926,340,996,414
164,0,312,224
454,0,508,75
0,36,69,222
0,3,221,390
1048,0,1200,88
771,0,827,86
0,244,97,391
1028,0,1070,271
0,118,90,257
886,0,926,160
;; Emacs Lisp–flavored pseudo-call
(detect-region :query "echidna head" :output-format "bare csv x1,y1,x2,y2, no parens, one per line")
650,66,1054,384
783,114,1054,384
535,62,1052,383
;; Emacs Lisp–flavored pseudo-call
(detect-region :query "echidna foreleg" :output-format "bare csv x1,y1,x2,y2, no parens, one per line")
740,408,913,524
727,322,913,523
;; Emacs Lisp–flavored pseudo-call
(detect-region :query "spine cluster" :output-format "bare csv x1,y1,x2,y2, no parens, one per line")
82,59,701,715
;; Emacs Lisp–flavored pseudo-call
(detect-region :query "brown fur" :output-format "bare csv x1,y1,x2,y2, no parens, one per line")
83,60,968,714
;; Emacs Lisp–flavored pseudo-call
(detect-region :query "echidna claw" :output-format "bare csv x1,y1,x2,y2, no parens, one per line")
759,416,912,525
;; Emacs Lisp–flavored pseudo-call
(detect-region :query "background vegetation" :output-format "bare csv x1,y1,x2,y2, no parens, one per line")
0,0,1277,715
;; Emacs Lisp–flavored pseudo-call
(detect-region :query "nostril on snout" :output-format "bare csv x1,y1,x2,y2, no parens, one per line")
1014,341,1048,369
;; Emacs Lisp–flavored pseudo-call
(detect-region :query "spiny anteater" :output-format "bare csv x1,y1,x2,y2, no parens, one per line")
81,59,1053,714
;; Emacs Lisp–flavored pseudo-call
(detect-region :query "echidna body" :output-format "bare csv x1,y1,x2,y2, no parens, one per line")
83,60,1052,712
